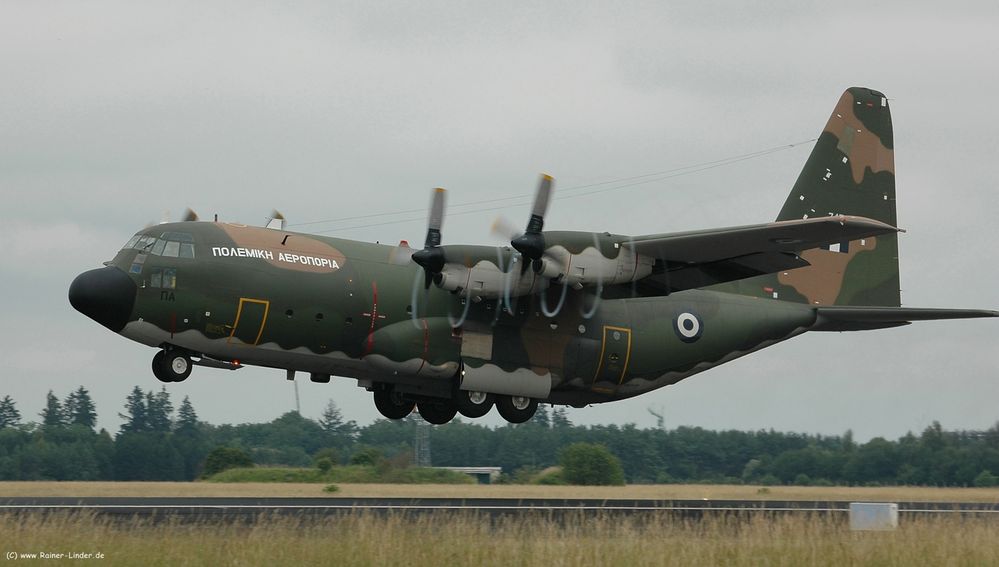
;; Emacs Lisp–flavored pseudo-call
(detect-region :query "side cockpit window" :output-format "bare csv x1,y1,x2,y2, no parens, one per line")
123,235,141,250
148,267,177,289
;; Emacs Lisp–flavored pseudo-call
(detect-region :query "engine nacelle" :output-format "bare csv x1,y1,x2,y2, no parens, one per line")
538,245,654,288
433,243,653,299
437,260,548,300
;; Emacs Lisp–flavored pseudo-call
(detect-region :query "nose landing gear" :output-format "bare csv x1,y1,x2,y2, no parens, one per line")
152,349,193,383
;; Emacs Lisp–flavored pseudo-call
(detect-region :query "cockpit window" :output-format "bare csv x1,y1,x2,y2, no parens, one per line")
134,236,157,251
160,232,194,243
163,241,181,257
129,232,196,259
123,235,141,249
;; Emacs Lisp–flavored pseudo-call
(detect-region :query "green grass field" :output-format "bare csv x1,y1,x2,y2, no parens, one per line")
2,510,997,566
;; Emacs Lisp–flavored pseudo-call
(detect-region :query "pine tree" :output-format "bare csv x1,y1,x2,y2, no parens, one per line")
551,407,572,429
146,388,173,433
530,404,551,427
0,395,21,428
176,396,198,432
40,390,65,427
64,386,97,429
319,399,358,443
119,386,148,433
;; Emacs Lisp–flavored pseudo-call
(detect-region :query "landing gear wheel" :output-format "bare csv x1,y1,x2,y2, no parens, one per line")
151,351,169,382
455,390,494,418
153,350,192,383
496,395,538,424
417,400,458,425
373,388,415,420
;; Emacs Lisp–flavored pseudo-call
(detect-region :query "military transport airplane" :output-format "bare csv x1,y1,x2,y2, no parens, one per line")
69,87,997,425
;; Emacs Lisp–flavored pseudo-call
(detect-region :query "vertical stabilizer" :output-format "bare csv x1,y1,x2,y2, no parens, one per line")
714,87,900,306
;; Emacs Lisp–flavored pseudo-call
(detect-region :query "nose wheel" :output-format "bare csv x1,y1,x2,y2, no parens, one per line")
152,349,193,383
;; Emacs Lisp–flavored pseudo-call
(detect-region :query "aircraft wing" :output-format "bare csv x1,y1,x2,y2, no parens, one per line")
625,215,901,294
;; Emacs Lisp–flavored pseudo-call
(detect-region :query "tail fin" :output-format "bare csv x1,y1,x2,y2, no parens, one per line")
717,87,900,306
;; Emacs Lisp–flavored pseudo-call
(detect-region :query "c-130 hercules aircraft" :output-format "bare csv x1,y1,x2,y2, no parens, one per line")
70,87,996,425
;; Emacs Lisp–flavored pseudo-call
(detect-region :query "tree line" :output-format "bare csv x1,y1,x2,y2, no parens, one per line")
0,389,997,486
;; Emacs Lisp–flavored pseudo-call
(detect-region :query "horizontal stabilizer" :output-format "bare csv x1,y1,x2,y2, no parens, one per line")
812,306,999,332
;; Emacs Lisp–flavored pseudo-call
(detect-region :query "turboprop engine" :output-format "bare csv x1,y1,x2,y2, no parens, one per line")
434,244,654,300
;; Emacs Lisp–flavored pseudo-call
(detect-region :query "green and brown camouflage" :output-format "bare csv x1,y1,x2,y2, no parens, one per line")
713,87,899,306
69,88,997,424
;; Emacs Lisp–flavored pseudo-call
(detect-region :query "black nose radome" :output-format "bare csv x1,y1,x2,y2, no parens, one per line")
69,266,137,333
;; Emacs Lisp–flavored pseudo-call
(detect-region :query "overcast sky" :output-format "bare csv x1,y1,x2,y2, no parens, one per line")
2,2,997,441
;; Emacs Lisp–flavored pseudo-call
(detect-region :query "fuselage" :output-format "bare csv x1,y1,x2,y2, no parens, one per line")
70,221,817,407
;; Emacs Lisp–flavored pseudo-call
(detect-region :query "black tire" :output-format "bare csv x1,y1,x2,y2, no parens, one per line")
373,388,415,420
455,390,494,418
417,400,458,425
151,351,170,382
495,395,538,424
160,350,192,382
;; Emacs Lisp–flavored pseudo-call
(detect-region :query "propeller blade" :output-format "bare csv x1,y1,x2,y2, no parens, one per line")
265,210,286,230
182,208,200,222
511,174,554,262
490,216,521,241
526,174,553,234
425,188,446,248
413,188,448,288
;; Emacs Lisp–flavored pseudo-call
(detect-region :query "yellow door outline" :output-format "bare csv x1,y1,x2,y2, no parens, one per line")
228,298,270,346
592,325,632,385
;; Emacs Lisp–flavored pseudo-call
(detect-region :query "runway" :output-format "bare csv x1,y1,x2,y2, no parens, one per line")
2,497,997,522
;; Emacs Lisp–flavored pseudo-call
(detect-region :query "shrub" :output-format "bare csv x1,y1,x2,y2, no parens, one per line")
973,470,998,488
316,458,333,473
758,474,780,487
201,447,253,478
313,448,340,466
558,443,625,486
349,446,385,466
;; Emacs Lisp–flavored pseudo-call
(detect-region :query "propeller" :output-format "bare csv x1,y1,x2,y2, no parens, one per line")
265,210,286,230
410,188,447,289
510,174,553,273
149,208,200,227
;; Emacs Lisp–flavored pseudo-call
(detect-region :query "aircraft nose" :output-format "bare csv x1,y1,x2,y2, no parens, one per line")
68,266,137,333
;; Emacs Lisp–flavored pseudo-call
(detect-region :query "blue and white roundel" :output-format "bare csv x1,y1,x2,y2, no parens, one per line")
674,312,703,343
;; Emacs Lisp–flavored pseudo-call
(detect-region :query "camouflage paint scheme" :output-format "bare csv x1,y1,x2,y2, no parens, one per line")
70,88,997,421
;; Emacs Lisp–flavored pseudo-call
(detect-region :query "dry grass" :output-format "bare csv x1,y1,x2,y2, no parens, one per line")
1,510,997,566
1,481,998,502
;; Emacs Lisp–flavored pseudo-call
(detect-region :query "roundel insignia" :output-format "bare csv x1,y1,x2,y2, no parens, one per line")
674,312,703,343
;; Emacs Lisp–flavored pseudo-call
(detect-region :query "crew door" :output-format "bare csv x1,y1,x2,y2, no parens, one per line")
592,325,632,386
228,298,270,346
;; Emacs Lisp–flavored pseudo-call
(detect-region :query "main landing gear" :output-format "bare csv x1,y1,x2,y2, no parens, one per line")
152,349,192,383
373,388,416,419
371,386,538,425
495,395,539,424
